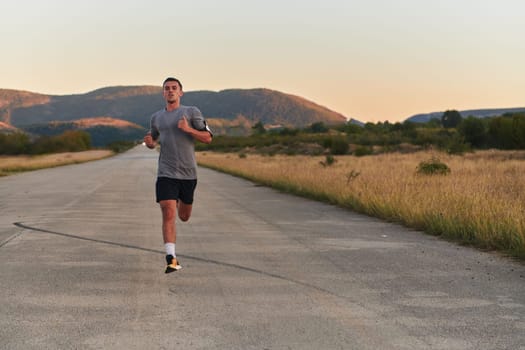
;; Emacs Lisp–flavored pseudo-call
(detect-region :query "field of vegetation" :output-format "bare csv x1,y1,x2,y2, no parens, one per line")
0,128,136,176
2,108,524,259
197,150,525,259
0,150,113,176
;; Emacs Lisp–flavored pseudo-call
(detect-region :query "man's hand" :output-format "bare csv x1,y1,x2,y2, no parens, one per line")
178,116,212,144
144,132,156,149
178,116,191,133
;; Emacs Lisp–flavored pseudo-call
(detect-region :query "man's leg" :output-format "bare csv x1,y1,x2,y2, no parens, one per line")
160,200,181,273
160,199,177,244
176,179,196,222
177,201,193,222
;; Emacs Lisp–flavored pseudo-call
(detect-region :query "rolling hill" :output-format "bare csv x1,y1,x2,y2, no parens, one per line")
21,117,147,147
406,107,525,123
1,86,347,130
0,121,19,133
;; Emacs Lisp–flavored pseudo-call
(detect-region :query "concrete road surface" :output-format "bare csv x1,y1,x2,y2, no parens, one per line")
1,146,524,350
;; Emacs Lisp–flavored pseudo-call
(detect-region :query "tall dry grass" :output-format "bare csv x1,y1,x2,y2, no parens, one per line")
197,150,525,258
0,150,113,176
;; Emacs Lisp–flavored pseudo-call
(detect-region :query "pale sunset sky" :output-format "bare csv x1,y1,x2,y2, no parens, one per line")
1,0,523,122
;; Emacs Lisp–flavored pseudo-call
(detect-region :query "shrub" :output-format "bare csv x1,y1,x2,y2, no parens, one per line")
353,146,373,157
0,132,30,154
306,122,328,133
416,157,451,175
329,137,350,155
107,140,135,153
320,154,336,167
31,130,91,154
345,170,361,184
458,116,488,148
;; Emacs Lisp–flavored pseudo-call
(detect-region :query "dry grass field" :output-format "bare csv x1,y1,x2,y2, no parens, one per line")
0,150,114,176
197,150,525,259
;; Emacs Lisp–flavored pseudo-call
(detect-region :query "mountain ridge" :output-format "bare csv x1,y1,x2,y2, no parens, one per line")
407,107,525,123
20,117,147,147
0,86,347,129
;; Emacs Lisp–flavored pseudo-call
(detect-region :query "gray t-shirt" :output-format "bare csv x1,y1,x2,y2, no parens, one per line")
150,105,211,179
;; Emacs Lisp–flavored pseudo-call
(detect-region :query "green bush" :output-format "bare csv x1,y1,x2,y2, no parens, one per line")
329,137,349,155
353,146,373,157
458,116,488,148
442,134,470,155
31,130,91,154
416,157,451,175
0,132,30,154
107,140,135,153
320,154,336,167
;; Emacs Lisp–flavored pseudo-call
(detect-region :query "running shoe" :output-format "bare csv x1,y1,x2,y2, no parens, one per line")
165,254,182,273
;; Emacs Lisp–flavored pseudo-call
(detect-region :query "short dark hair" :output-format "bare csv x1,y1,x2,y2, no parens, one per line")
163,77,183,90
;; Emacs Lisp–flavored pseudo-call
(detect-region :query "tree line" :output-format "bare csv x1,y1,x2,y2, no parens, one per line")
2,111,524,156
198,111,525,155
0,130,91,155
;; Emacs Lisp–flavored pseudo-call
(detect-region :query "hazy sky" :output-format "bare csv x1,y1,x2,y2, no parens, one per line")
1,0,524,122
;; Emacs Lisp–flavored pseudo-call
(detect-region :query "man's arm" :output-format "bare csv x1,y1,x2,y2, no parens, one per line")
144,132,158,149
178,117,212,144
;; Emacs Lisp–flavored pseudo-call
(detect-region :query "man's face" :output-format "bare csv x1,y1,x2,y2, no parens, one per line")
163,81,183,104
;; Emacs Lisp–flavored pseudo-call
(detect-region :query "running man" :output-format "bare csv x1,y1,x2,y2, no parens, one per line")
144,77,213,273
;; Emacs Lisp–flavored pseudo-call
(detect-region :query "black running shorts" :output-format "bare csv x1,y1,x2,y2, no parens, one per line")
156,177,197,204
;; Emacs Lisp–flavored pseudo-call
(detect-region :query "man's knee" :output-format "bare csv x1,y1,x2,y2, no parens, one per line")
177,202,192,222
179,214,190,222
160,202,176,221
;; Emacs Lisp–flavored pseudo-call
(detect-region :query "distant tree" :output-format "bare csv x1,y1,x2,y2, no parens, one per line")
511,114,525,149
363,122,377,131
458,116,487,148
31,130,91,154
489,113,525,149
251,121,266,135
488,116,514,149
344,123,363,134
399,121,418,138
277,127,298,136
363,122,384,133
329,136,350,155
390,122,404,132
425,118,442,128
0,132,30,154
441,110,463,129
307,122,328,133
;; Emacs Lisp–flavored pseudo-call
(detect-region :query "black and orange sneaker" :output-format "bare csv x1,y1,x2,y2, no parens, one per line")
165,254,181,273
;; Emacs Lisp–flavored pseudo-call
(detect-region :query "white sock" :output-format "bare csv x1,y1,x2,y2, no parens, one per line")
165,243,176,257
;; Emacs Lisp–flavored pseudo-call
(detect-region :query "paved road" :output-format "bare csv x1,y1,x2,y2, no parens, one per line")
1,146,524,350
